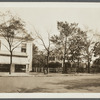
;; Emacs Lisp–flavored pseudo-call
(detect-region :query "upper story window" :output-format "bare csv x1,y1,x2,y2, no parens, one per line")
21,43,26,53
49,57,55,61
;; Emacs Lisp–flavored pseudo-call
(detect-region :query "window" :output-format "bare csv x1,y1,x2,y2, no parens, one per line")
21,43,26,53
15,65,26,72
49,57,55,61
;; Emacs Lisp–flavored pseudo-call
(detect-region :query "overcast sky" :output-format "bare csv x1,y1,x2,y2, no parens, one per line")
0,3,100,50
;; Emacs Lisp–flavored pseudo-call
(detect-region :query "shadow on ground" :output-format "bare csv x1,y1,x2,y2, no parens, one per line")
17,78,100,92
47,78,100,91
17,87,52,93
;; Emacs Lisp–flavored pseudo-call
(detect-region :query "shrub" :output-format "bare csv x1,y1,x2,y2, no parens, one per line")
77,67,84,73
49,62,62,68
65,62,71,68
93,58,100,68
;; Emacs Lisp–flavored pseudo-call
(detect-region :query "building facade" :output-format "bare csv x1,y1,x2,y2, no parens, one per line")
0,36,33,73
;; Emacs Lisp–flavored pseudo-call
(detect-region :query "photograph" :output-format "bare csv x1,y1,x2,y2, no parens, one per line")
0,2,100,96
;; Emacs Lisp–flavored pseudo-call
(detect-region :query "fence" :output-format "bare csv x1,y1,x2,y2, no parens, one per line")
32,67,100,73
32,67,62,73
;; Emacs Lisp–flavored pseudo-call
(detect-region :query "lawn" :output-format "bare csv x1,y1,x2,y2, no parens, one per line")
0,73,100,93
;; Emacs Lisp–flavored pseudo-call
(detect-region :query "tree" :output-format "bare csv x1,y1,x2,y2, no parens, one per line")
32,50,47,72
69,36,83,67
32,43,38,56
82,30,94,73
0,12,32,74
93,42,100,58
51,21,78,73
69,26,94,73
32,43,39,70
34,29,52,74
68,28,87,68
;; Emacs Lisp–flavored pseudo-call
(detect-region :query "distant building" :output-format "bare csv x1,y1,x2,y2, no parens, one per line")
0,35,33,73
49,55,62,63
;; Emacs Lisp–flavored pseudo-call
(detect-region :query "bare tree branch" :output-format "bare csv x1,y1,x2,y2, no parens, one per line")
34,27,48,51
47,31,51,50
12,40,25,51
2,42,10,51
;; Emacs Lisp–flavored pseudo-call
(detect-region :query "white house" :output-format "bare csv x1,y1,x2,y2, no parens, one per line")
0,35,33,73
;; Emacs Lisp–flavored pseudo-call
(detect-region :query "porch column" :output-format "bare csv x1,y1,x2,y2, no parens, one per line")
26,64,29,73
41,67,43,72
48,68,49,73
35,67,38,72
11,64,15,73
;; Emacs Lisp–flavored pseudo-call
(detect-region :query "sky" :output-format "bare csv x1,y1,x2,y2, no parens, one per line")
0,3,100,50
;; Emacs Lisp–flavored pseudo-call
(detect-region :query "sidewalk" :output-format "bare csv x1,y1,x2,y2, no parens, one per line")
0,72,62,77
0,72,99,77
0,72,34,77
0,72,52,77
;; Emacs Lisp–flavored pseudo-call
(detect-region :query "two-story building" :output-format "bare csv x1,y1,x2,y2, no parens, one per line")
0,35,33,73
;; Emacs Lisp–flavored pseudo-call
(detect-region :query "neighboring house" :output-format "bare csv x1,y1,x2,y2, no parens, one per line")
0,35,33,73
49,55,62,63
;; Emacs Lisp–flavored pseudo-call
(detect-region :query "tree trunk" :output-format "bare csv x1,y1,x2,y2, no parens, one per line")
87,47,90,73
44,51,49,74
62,55,65,73
62,37,67,74
78,58,79,68
77,58,79,73
9,51,12,74
46,56,49,74
87,57,90,73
